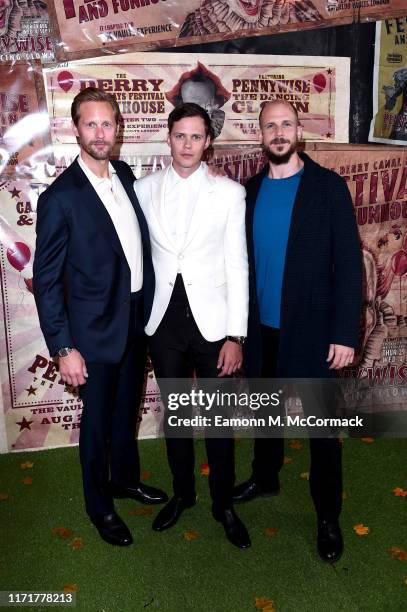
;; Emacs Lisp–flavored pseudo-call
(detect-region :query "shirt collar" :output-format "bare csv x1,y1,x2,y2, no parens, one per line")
168,161,204,189
77,153,116,187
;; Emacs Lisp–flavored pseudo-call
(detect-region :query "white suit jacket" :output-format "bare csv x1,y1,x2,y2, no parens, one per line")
134,164,248,341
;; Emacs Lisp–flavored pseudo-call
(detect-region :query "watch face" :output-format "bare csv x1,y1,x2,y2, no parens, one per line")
58,347,73,357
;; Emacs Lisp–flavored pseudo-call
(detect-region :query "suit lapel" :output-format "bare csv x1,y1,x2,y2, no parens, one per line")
112,160,150,249
182,169,215,250
72,159,126,260
149,165,178,252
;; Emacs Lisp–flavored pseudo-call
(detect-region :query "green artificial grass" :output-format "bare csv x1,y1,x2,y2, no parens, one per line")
0,438,406,612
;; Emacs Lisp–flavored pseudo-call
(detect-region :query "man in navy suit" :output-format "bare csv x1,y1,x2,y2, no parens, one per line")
33,87,167,546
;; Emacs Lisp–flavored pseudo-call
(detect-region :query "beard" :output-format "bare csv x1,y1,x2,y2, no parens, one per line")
262,138,297,165
81,140,115,161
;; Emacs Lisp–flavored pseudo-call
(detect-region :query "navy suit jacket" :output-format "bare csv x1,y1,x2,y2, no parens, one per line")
33,158,154,363
244,152,363,378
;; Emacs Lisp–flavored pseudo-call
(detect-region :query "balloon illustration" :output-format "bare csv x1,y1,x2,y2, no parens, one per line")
58,71,74,93
6,242,31,272
313,73,326,93
391,250,407,277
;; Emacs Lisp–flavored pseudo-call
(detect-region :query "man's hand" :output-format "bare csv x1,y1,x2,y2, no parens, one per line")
217,340,242,377
58,349,88,386
327,344,354,370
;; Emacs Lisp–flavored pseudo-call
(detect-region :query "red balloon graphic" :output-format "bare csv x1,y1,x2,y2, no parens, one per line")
391,250,407,277
313,73,326,93
6,242,31,272
58,71,74,93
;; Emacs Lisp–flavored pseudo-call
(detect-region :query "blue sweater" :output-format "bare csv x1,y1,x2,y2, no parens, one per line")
253,168,303,328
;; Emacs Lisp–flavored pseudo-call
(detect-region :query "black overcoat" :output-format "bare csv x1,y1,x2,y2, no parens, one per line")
244,152,363,378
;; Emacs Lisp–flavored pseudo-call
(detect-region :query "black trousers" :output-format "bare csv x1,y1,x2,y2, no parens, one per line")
252,325,343,521
149,275,235,510
79,291,146,519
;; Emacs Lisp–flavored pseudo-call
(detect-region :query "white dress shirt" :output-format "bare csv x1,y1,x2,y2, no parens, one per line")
164,163,204,257
77,154,143,292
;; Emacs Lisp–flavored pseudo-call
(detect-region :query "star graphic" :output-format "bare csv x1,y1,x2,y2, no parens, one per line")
325,132,332,138
327,68,333,75
9,187,21,199
25,385,37,396
16,417,33,431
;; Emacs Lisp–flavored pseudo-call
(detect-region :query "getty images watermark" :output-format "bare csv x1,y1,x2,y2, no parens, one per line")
145,376,407,439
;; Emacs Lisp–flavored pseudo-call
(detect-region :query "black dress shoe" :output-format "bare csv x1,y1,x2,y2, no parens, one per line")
212,507,251,549
317,519,344,563
152,496,195,531
111,482,169,505
232,477,280,503
91,512,133,546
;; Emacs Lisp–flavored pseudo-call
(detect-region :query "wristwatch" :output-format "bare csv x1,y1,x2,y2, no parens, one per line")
226,336,246,347
56,347,75,358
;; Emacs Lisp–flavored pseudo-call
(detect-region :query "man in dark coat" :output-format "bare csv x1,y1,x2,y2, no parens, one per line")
233,100,362,563
33,87,167,546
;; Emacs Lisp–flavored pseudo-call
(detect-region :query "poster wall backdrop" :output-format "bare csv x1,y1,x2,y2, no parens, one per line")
0,0,55,63
370,17,407,146
43,51,351,147
0,62,53,180
47,0,407,61
2,141,407,452
1,48,406,452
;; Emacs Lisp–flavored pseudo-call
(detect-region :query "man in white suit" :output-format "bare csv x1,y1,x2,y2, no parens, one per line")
134,103,250,548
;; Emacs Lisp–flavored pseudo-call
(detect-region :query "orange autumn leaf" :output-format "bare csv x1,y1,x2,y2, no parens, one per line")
264,528,278,538
69,538,84,550
300,472,309,480
0,492,8,501
20,461,34,470
63,584,78,593
21,476,33,485
393,487,407,497
183,530,199,541
140,470,151,481
52,527,74,539
255,597,276,610
128,506,154,516
200,463,210,476
361,437,374,444
289,440,302,450
388,547,407,561
283,456,292,464
353,524,370,536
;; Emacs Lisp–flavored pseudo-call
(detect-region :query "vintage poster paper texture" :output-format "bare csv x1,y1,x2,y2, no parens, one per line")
0,62,53,180
0,178,163,452
370,18,407,146
0,0,55,62
309,144,407,413
48,0,407,61
52,143,265,184
43,52,350,145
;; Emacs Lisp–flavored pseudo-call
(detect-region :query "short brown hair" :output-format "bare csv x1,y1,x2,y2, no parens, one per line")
71,87,121,126
168,102,213,139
